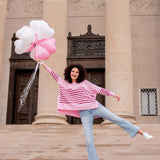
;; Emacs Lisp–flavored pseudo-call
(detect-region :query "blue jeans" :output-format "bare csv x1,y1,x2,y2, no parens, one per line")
79,103,140,160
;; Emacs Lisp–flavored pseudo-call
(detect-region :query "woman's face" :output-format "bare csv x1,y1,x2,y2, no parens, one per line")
70,67,79,83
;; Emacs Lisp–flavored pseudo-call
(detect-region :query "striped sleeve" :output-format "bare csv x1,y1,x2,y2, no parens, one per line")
99,88,115,97
46,66,59,82
85,80,115,97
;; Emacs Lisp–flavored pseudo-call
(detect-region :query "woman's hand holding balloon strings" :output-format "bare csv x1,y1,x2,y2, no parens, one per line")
36,59,47,69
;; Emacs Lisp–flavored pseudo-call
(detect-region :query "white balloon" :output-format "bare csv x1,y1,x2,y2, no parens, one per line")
16,26,25,39
30,20,55,40
38,28,55,40
14,40,31,54
16,26,35,43
14,20,55,56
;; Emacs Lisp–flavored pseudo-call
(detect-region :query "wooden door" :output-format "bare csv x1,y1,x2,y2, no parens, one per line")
13,70,38,124
87,69,105,106
67,69,105,124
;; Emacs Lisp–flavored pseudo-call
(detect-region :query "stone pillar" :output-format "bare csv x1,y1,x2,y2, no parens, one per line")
0,0,7,86
33,0,68,124
103,0,136,124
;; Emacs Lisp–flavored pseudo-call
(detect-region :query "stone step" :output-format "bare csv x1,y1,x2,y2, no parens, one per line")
0,124,159,160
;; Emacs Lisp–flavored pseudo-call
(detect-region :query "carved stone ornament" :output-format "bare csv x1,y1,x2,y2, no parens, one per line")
130,0,160,15
69,0,160,16
7,0,43,18
68,0,105,17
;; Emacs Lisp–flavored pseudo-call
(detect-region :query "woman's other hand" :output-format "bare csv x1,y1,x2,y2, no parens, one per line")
114,95,120,102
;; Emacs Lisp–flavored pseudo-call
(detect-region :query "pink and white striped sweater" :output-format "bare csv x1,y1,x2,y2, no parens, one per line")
46,66,115,118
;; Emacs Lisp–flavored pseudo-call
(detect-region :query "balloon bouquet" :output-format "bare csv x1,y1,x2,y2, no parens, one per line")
14,20,56,112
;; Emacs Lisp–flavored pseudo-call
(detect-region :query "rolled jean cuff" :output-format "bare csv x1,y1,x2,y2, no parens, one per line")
130,127,140,138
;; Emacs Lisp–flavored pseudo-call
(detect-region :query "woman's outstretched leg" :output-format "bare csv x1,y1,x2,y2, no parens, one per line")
93,103,153,140
79,110,99,160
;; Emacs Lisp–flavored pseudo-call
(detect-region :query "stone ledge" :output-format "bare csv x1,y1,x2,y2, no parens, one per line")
0,124,159,160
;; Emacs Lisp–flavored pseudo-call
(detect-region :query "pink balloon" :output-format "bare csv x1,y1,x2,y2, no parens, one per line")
30,45,50,60
29,37,56,60
38,38,56,55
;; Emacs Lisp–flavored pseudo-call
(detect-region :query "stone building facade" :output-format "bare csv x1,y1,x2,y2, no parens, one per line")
0,0,160,125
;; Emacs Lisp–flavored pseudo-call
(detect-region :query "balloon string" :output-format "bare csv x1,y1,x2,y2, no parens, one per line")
35,34,39,59
18,63,39,112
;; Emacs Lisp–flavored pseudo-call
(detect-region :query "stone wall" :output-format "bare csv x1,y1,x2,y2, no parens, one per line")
130,0,160,123
67,0,105,35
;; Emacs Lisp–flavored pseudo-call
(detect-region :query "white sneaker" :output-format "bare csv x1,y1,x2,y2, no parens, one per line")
143,132,153,140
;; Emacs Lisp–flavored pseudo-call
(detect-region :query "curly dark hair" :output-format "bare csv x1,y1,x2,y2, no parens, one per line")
64,64,86,83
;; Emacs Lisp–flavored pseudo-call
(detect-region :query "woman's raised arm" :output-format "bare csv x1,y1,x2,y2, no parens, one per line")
36,59,59,82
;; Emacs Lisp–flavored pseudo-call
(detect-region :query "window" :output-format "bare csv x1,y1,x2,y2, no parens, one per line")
141,88,158,116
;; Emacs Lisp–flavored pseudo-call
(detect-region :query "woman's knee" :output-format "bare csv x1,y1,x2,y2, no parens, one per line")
98,107,127,124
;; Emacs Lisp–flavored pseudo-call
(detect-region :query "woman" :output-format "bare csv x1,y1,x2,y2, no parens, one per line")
37,60,153,160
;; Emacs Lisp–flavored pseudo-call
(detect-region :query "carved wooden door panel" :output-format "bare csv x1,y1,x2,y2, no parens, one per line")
67,69,105,124
13,70,38,124
86,69,105,106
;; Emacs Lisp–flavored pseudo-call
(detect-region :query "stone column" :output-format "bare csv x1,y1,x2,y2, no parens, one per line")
0,0,7,86
103,0,136,124
33,0,68,124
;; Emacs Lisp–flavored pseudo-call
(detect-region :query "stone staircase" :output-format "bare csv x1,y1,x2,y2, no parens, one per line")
0,124,159,160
